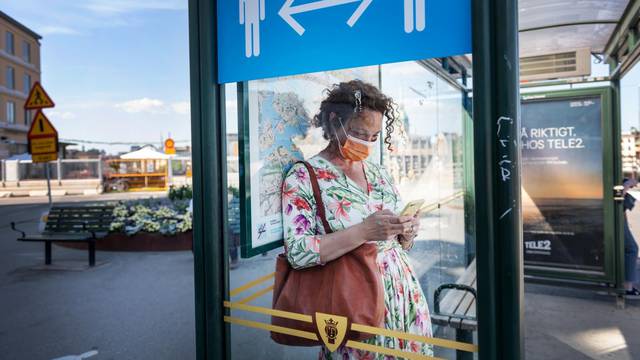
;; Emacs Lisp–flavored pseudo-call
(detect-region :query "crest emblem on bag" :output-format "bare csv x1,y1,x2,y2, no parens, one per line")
315,312,348,352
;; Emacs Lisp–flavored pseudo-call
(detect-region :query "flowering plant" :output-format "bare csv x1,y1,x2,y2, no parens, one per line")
110,198,192,236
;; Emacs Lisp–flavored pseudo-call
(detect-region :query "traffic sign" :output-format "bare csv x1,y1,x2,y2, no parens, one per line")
217,0,471,83
27,110,59,163
24,82,55,109
165,138,176,155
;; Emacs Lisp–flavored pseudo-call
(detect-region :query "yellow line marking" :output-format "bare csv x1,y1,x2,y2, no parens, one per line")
420,191,464,214
224,316,318,341
345,340,445,360
229,272,275,296
237,285,275,304
224,301,313,323
351,323,478,353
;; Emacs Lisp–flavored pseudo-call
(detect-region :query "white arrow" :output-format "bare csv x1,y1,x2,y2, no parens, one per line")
279,0,373,36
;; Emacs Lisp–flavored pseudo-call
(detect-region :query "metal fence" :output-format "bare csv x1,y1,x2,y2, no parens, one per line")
2,158,102,183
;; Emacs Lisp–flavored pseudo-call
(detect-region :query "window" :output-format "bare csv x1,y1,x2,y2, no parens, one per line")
7,102,15,124
21,41,31,63
6,66,15,89
24,109,31,125
5,31,14,55
23,73,31,94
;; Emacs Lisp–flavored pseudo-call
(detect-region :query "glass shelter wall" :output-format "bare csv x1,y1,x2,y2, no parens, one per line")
224,60,475,359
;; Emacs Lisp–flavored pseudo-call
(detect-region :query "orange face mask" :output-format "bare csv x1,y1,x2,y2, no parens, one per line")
336,119,376,162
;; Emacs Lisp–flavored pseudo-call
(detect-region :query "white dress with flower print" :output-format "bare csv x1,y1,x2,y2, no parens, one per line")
281,156,434,359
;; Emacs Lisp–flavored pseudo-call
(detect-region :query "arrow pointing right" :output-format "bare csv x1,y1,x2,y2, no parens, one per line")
279,0,373,36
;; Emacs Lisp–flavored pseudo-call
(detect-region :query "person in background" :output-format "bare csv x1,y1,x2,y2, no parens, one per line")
623,178,640,298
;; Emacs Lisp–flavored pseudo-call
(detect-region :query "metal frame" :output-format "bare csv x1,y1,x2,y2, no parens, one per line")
189,0,230,358
471,0,523,359
520,87,619,285
190,0,523,358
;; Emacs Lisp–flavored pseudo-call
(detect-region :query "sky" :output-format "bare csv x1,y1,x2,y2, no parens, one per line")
3,0,191,154
4,1,640,155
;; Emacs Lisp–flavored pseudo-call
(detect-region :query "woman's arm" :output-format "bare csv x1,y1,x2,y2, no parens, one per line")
319,210,410,263
282,164,409,269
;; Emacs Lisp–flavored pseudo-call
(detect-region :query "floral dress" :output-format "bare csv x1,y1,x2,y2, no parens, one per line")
281,156,434,359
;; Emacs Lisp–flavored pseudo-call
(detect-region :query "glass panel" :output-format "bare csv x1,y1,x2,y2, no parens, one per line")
519,0,628,29
520,23,617,56
226,61,476,359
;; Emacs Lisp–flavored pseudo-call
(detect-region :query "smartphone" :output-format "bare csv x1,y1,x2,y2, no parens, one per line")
400,199,425,217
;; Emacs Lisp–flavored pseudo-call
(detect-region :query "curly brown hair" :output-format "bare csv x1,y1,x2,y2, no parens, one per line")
312,80,398,150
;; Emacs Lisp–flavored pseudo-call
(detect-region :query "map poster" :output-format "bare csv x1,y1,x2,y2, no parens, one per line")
521,95,605,272
240,67,380,258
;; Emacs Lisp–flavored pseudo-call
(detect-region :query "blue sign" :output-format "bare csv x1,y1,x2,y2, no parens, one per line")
218,0,471,83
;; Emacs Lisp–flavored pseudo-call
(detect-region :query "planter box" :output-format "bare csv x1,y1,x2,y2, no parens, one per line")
58,231,193,252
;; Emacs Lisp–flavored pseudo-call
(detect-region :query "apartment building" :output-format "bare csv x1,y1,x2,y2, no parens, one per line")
622,130,640,178
0,11,41,159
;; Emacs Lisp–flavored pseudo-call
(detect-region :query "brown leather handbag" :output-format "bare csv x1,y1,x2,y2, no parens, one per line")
271,161,385,346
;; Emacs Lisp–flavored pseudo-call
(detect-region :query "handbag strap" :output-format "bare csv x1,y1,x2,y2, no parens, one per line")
295,161,333,235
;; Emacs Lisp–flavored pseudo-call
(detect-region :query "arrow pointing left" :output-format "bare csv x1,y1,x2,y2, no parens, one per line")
279,0,373,36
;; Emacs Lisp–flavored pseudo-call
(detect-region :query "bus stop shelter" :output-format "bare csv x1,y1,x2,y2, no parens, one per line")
188,0,640,359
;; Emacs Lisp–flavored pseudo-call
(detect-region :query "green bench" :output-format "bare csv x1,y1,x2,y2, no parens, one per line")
431,259,477,360
11,205,114,267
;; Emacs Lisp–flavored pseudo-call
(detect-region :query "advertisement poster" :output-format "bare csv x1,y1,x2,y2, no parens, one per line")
521,95,604,272
243,68,380,256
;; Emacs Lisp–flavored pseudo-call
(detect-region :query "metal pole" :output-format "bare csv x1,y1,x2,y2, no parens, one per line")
189,0,230,359
56,158,62,185
610,62,626,307
45,162,52,209
472,0,524,359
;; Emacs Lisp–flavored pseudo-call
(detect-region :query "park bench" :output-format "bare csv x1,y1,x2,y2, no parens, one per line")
431,259,477,360
11,205,114,267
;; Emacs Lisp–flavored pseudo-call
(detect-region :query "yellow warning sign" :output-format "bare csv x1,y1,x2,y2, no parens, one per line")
28,111,58,163
24,82,55,110
165,138,176,155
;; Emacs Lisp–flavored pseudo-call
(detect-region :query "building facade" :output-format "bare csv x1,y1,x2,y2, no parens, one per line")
0,11,41,159
622,130,640,178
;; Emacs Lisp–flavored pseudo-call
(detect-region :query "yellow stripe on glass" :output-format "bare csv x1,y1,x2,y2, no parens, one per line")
345,340,445,360
224,301,313,323
236,285,275,304
229,272,275,296
224,316,318,341
351,323,478,353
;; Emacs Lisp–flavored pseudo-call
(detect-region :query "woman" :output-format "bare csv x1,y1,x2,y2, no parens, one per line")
281,80,433,358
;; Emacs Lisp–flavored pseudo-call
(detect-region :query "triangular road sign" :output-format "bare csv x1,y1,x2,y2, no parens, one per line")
24,82,55,109
28,111,58,138
28,110,59,162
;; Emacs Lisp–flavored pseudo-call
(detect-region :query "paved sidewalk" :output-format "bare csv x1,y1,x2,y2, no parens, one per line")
1,194,639,359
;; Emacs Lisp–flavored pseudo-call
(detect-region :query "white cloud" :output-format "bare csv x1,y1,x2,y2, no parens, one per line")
47,111,77,120
115,98,165,113
3,0,186,37
171,101,190,115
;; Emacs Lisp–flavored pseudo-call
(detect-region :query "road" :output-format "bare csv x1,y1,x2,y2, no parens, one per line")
0,193,195,360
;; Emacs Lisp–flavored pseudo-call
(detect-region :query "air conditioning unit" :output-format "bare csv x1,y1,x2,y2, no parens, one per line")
520,48,591,81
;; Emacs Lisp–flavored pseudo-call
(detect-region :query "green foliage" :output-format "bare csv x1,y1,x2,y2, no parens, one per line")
168,185,193,201
228,186,239,198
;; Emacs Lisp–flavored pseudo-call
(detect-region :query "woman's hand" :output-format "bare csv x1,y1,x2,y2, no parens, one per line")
398,216,420,250
357,210,412,242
